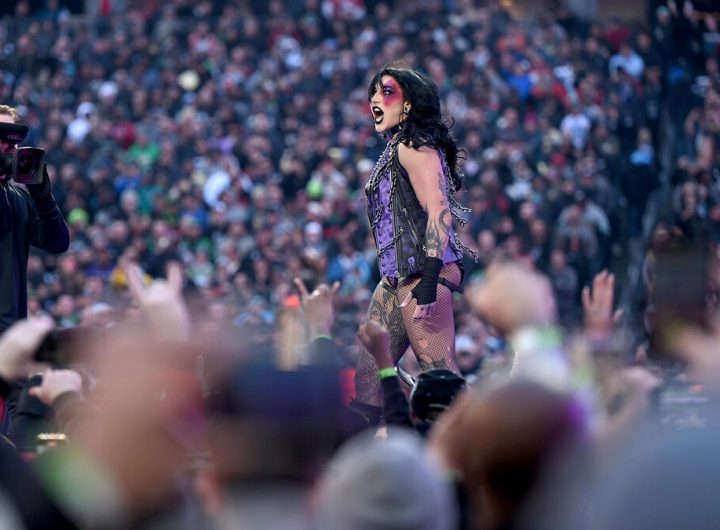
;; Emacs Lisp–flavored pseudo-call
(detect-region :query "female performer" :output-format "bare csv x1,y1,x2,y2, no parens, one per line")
352,66,475,424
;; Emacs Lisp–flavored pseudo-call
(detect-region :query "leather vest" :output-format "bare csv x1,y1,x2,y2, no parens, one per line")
366,143,462,278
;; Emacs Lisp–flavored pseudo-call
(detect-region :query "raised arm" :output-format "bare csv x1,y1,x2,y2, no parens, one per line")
26,169,70,254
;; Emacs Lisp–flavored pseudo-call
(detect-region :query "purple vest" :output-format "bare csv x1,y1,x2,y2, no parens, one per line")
366,143,463,278
369,166,400,277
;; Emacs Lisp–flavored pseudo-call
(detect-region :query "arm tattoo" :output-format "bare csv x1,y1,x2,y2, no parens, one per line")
423,169,452,258
438,207,451,237
426,208,451,259
425,218,442,258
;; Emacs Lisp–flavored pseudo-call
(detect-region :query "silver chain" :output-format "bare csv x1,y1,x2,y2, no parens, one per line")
367,137,400,193
367,140,479,262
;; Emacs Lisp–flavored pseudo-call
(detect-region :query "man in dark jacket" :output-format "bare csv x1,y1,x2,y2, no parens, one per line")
0,104,69,335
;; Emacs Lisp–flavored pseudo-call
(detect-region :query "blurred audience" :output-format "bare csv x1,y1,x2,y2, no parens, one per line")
0,0,717,529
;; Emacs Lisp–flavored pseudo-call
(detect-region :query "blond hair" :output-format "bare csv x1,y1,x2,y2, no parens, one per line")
0,105,18,122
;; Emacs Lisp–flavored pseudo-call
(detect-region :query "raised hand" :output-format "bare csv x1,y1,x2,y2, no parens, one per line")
582,270,623,339
0,316,54,380
125,261,190,342
70,325,202,517
293,278,340,339
467,261,556,335
29,368,83,405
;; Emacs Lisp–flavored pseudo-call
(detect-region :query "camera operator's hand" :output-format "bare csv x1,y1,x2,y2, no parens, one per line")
28,368,83,406
357,320,392,370
293,278,340,339
125,261,190,342
26,166,55,210
0,316,53,380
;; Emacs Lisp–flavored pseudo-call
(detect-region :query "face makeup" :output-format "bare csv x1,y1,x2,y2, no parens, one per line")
369,75,407,134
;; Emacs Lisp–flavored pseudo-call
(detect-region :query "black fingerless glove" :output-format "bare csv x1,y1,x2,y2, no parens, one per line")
411,256,443,305
27,167,55,211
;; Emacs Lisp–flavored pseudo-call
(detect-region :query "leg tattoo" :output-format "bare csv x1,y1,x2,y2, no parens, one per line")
354,280,410,406
398,262,462,375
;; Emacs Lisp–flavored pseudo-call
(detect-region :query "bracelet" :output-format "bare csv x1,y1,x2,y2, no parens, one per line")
377,367,396,379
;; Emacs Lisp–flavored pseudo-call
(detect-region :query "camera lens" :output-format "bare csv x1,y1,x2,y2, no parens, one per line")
16,149,34,178
12,147,45,185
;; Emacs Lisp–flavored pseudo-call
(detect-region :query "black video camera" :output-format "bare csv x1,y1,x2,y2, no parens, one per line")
0,122,45,185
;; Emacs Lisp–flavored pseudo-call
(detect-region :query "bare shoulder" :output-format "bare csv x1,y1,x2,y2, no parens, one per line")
397,143,441,172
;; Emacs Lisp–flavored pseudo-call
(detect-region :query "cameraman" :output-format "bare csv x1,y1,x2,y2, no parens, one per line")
0,104,69,335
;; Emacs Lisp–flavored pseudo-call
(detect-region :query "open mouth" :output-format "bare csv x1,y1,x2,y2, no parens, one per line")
371,106,384,124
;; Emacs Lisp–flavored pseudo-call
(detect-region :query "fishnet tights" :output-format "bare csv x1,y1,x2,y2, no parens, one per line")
354,262,461,406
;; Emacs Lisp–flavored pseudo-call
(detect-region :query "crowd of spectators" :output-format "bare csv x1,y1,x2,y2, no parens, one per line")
662,2,720,242
3,0,716,359
2,249,720,529
0,0,720,529
0,0,714,359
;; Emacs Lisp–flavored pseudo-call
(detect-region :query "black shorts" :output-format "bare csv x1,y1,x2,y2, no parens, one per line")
382,261,464,294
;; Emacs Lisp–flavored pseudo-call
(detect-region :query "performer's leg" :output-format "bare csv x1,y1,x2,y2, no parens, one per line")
397,262,462,373
353,280,410,411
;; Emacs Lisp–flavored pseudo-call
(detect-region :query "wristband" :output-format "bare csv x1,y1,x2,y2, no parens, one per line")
377,367,397,379
411,256,443,305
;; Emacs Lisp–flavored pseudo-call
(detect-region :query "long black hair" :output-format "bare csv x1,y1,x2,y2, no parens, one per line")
367,66,465,191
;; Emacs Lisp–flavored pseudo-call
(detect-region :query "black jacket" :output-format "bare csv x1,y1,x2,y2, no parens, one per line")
0,182,69,334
